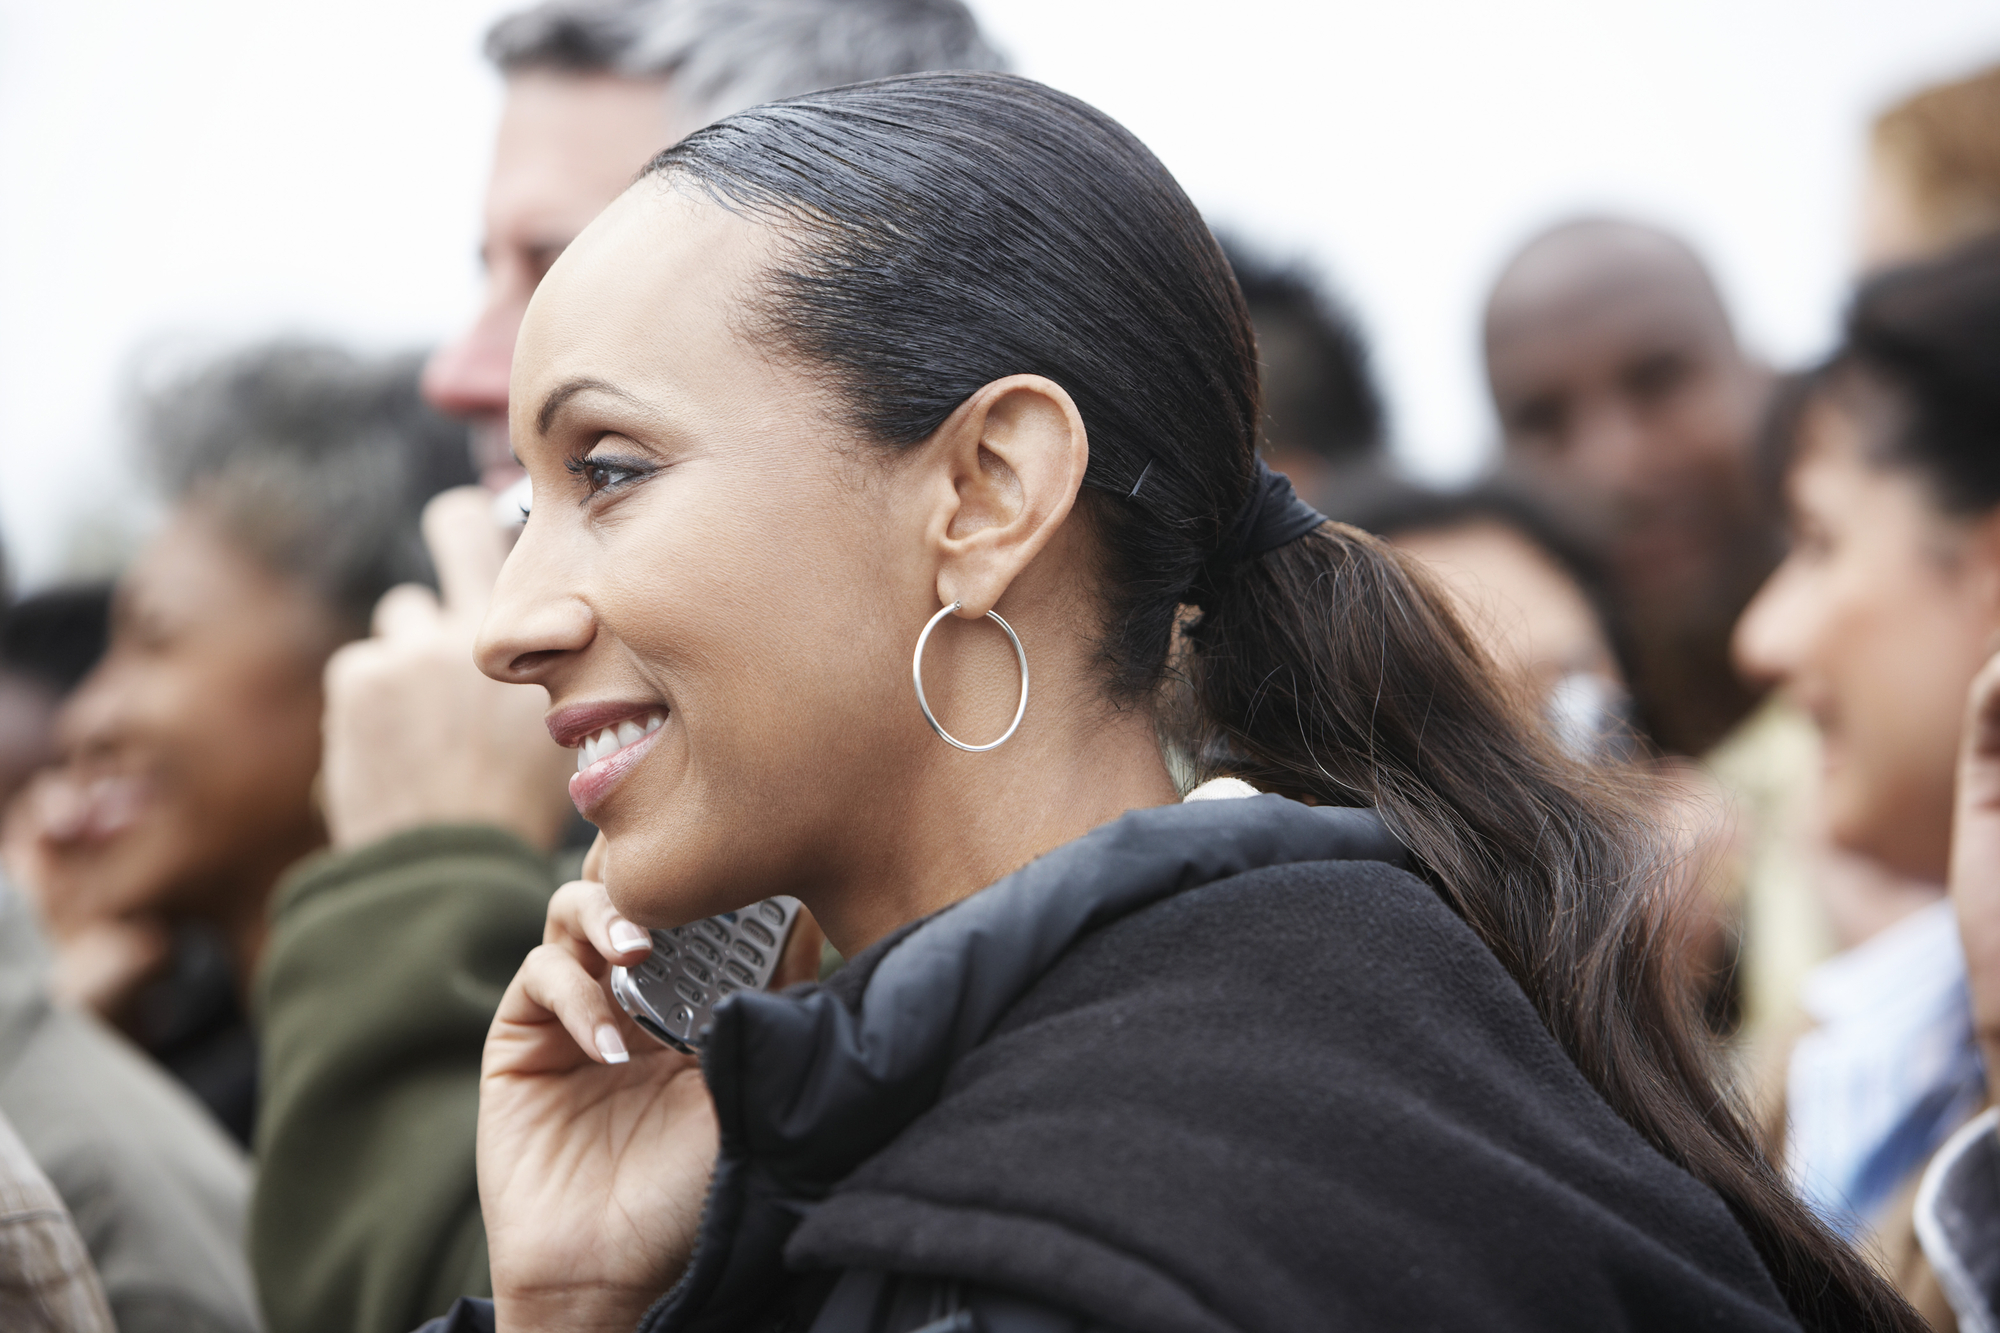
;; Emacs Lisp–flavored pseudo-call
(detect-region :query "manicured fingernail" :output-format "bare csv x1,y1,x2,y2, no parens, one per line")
609,920,650,954
594,1024,629,1064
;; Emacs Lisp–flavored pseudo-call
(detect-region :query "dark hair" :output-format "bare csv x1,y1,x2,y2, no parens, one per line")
1217,236,1384,472
143,342,474,633
1816,234,2000,515
646,71,1917,1329
0,585,112,692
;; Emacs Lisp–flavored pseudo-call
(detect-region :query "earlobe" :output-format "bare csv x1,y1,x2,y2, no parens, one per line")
930,375,1088,618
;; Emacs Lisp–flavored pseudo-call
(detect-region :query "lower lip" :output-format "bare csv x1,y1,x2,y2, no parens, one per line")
568,725,664,817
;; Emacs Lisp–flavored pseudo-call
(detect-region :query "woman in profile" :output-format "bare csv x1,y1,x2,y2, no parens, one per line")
461,73,1910,1332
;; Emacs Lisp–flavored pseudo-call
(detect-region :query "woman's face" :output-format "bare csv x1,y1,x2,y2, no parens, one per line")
34,507,339,922
1392,520,1620,703
1733,397,2000,881
480,186,1023,928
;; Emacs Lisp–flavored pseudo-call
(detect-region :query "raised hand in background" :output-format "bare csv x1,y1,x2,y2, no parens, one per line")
321,486,577,853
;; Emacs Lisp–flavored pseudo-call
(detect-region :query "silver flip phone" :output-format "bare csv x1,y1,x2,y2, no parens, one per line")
609,896,801,1052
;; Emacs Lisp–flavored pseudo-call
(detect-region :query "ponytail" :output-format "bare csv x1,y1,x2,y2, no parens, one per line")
1187,522,1922,1333
650,70,1919,1330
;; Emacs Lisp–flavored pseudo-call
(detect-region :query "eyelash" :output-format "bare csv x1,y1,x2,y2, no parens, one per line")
563,450,655,499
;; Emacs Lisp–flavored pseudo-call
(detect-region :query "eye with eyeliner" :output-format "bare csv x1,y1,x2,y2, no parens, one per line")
564,446,659,501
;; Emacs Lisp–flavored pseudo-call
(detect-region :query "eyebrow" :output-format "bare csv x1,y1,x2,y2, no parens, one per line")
534,378,645,436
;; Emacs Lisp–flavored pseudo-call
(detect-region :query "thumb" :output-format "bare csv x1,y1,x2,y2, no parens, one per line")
424,486,508,623
1961,648,2000,806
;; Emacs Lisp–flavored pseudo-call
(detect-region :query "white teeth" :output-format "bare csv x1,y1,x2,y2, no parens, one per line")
575,714,666,770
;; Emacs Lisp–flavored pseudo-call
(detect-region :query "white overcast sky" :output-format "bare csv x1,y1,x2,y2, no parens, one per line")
1,0,1996,587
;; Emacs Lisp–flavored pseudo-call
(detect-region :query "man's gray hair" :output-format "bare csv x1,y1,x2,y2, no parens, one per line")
484,0,1005,126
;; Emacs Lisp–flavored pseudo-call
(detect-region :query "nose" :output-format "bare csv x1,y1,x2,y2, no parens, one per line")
422,295,522,423
53,658,129,762
1731,560,1807,688
474,512,596,687
1567,396,1650,501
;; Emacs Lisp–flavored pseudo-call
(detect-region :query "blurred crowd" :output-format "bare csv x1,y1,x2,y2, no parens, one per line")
2,1,2000,1330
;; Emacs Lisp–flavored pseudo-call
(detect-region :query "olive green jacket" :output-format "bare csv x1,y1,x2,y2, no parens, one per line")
250,826,563,1333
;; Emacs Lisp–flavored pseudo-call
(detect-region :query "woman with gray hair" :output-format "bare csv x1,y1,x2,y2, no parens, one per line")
4,340,471,1146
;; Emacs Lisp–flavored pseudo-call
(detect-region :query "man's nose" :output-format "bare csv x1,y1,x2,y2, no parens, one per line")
423,297,521,422
53,660,128,760
1567,396,1650,498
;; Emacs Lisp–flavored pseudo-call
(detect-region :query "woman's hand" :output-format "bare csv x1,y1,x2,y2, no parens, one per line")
3,771,173,1020
478,878,719,1333
1951,646,2000,1095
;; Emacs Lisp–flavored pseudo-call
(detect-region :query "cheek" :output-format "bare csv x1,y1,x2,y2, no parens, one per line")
1819,570,1992,843
588,485,923,919
156,648,326,815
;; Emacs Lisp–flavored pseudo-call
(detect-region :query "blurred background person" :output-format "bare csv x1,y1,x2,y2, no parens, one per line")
1863,61,2000,272
1483,216,1776,760
0,1105,114,1333
1477,215,1875,1070
1732,236,2000,1326
0,860,262,1333
250,6,1006,1333
1326,479,1630,754
1915,645,2000,1333
4,341,472,1147
0,553,256,1333
1219,236,1387,504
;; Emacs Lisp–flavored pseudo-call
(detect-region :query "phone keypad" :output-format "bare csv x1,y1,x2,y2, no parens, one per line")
609,895,802,1053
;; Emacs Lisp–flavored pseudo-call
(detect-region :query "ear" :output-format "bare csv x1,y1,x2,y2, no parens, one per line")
924,375,1089,618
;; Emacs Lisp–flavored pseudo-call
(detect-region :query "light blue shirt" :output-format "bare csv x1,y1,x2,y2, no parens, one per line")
1787,896,1987,1236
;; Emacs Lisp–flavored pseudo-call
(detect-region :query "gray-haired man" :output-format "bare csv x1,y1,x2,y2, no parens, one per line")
249,7,1001,1333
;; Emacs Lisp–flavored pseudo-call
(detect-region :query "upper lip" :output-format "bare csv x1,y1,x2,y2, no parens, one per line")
545,700,667,749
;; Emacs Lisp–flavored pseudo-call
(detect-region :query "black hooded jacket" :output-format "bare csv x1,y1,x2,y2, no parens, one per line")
429,794,1799,1333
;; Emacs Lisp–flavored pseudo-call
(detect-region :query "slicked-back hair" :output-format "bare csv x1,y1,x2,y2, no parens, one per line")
636,71,1922,1331
483,0,1002,126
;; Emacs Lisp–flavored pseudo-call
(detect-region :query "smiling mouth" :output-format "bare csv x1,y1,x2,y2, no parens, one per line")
567,711,666,816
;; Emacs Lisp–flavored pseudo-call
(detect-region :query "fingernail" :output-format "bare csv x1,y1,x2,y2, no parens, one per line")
609,920,650,954
594,1023,629,1064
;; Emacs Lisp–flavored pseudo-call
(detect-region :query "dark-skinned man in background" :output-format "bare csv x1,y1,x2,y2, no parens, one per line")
1482,217,1818,1066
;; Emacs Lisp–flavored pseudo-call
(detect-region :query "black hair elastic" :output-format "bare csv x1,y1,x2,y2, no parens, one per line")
1186,459,1327,609
1220,458,1328,564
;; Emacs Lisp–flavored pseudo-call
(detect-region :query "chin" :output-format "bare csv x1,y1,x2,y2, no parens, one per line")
598,830,702,928
1822,793,1902,870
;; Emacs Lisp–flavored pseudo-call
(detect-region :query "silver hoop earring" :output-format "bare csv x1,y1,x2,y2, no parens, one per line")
911,602,1029,752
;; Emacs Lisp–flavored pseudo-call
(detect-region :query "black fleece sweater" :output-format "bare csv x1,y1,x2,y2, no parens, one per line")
434,795,1800,1333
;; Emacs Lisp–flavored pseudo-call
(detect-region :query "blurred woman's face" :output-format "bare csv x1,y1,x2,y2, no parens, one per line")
1392,520,1619,702
1734,397,2000,881
479,186,1028,930
38,507,339,923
